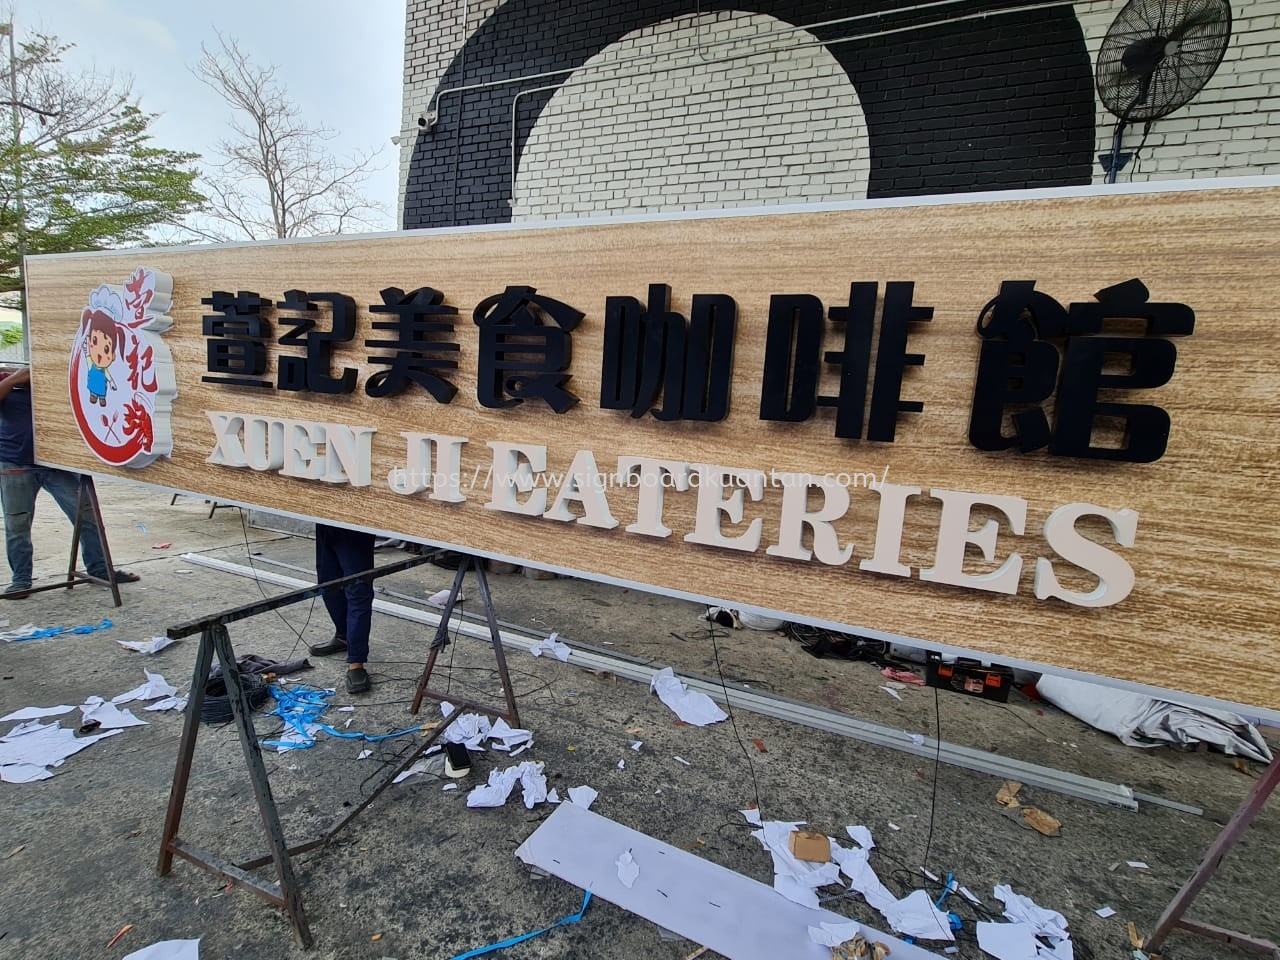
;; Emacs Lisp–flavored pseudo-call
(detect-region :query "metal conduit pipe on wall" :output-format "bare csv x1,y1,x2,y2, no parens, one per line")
422,0,1070,129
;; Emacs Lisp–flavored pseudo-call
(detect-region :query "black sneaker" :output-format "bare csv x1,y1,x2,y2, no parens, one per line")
309,636,347,657
444,742,472,778
345,666,371,694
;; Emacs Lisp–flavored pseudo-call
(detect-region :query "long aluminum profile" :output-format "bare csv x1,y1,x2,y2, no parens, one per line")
182,553,1138,810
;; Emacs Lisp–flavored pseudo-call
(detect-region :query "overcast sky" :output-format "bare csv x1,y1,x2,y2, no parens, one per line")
14,0,408,231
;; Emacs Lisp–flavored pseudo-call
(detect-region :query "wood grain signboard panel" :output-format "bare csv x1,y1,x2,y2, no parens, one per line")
23,184,1280,714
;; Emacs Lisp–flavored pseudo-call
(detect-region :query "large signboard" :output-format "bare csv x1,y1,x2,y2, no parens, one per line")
24,183,1280,715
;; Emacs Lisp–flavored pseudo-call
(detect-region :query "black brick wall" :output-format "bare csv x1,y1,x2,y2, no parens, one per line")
404,0,1095,229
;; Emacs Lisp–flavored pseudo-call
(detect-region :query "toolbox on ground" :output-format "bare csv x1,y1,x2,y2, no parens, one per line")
925,652,1014,702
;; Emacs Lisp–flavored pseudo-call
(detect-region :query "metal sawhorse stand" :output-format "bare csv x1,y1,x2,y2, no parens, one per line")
156,552,520,948
410,554,521,726
1145,758,1280,958
3,473,124,606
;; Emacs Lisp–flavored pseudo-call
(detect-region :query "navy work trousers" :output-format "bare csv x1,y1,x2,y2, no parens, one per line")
315,524,376,664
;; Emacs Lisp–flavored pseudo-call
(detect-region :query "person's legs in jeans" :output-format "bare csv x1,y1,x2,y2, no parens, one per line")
328,530,375,666
315,525,349,647
41,469,108,578
0,463,37,590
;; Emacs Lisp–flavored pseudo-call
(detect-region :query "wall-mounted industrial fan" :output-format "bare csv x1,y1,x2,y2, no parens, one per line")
1095,0,1232,182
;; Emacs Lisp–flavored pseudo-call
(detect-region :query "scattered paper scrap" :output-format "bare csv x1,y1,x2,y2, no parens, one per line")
0,722,122,782
489,717,534,751
994,884,1071,947
466,760,547,809
117,637,179,655
531,632,571,661
152,542,172,550
1020,806,1062,837
357,749,372,760
887,823,901,831
977,920,1040,960
808,919,862,947
673,755,691,766
426,588,462,607
80,697,148,729
1126,861,1149,870
121,939,200,960
566,785,598,810
751,820,841,909
996,781,1023,807
846,825,875,850
393,759,434,784
1096,906,1116,918
631,740,642,751
617,759,626,770
879,686,903,701
145,695,188,713
650,667,727,726
1,705,76,723
740,808,762,826
616,849,640,888
113,670,178,704
442,783,458,792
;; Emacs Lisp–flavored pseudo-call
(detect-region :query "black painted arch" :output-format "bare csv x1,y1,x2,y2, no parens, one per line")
403,0,1095,229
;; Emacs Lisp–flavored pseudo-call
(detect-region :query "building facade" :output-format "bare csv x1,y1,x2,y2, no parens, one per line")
399,1,1278,228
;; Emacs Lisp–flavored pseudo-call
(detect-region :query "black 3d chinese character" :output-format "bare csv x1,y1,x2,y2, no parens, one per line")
275,290,358,395
365,286,459,402
201,291,272,389
969,278,1194,463
601,284,736,421
759,282,930,441
473,285,584,412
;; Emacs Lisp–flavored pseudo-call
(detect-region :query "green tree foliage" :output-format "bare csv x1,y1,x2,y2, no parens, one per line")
0,33,203,300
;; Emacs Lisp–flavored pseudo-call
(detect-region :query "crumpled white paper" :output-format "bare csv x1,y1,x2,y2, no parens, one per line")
649,667,727,726
530,632,571,661
112,670,178,704
466,760,547,809
117,636,179,655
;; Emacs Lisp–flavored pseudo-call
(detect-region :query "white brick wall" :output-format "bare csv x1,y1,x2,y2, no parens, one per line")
1076,0,1280,182
512,11,871,220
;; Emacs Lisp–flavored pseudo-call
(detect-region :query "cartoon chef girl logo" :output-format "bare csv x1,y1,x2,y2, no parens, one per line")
68,267,177,468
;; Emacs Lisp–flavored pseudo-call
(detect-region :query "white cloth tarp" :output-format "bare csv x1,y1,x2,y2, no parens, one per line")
1036,675,1271,764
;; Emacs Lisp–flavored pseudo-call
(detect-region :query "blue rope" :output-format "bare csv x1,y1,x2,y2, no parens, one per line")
10,618,113,641
447,891,592,960
261,684,434,749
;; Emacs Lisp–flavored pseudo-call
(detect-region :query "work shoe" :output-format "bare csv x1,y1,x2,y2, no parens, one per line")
444,741,472,778
112,569,141,583
309,636,347,657
3,583,31,599
345,666,371,694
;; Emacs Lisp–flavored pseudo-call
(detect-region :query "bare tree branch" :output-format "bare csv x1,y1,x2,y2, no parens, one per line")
191,32,387,240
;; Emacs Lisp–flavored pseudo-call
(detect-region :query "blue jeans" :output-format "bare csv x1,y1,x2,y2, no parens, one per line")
0,463,109,589
315,524,375,664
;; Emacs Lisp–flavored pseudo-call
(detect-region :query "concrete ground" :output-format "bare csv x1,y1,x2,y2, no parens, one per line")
0,477,1276,960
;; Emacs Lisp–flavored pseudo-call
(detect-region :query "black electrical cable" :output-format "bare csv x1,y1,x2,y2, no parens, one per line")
708,618,766,823
920,683,943,871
